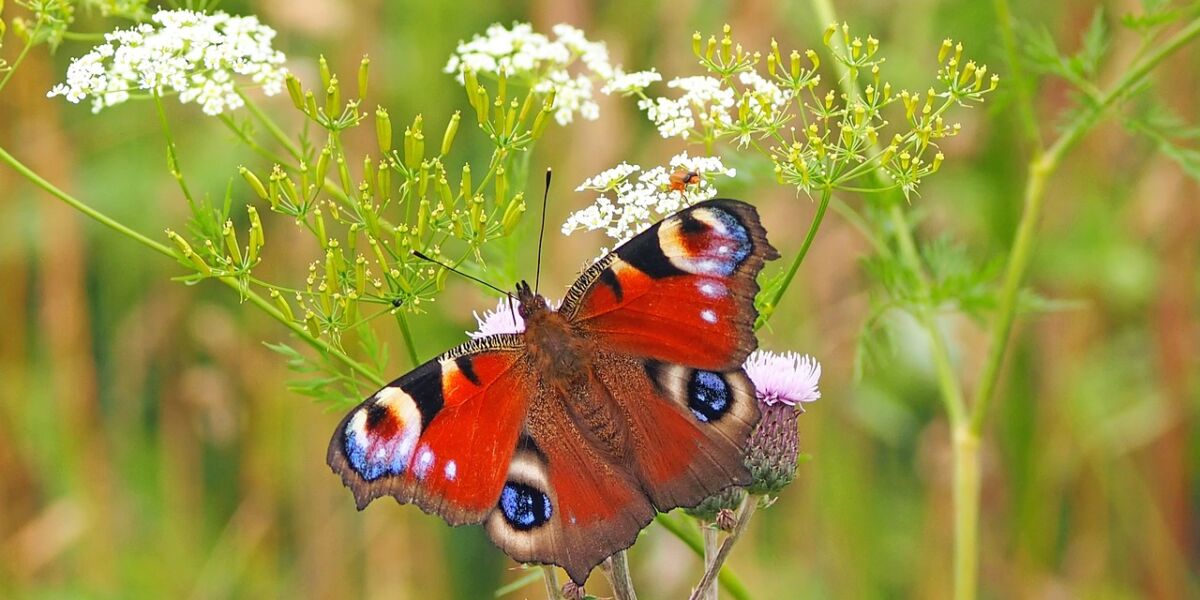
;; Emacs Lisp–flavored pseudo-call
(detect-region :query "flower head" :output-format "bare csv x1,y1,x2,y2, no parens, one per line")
467,295,561,339
47,9,288,115
468,297,525,339
444,22,615,125
636,76,735,139
742,350,821,494
744,350,821,408
563,152,736,252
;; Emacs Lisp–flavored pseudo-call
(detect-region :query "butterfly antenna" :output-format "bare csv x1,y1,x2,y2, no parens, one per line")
506,292,518,328
534,168,551,296
411,251,508,296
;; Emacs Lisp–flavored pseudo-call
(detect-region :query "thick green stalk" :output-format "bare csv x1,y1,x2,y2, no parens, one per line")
969,15,1200,434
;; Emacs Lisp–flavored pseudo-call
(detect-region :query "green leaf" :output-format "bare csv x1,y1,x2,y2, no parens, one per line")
1124,103,1200,181
1071,8,1109,79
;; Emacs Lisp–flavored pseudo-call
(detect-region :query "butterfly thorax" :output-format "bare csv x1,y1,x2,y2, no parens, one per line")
517,281,629,456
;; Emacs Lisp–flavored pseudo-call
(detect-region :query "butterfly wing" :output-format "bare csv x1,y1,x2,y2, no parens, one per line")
558,199,777,511
559,198,779,372
599,353,760,511
327,334,533,525
483,386,656,585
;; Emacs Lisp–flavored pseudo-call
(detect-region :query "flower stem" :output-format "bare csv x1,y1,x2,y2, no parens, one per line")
952,424,981,600
0,15,42,95
702,526,719,600
689,496,758,600
605,550,638,600
652,514,752,600
0,146,173,258
541,567,562,600
0,145,384,389
394,309,421,367
756,187,830,331
969,14,1200,435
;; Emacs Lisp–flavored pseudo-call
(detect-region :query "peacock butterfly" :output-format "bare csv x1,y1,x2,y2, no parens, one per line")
327,198,779,584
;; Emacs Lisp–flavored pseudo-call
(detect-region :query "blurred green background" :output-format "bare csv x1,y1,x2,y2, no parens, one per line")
1,0,1197,598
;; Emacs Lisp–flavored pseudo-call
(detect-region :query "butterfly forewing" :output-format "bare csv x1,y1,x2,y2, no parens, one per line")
327,334,531,524
560,199,779,371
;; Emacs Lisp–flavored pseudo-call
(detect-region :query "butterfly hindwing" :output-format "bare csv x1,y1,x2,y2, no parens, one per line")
484,381,657,585
599,353,760,510
560,199,779,372
327,334,531,524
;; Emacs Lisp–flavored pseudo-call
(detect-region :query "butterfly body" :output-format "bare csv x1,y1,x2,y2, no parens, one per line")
329,199,779,584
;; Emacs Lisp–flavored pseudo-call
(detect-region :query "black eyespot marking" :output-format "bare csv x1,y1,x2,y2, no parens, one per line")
616,222,686,279
395,360,444,429
455,355,480,386
499,481,553,530
598,266,624,302
679,211,710,234
365,402,390,430
688,370,731,423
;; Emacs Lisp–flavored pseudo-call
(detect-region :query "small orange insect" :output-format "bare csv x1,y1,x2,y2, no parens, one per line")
669,170,702,196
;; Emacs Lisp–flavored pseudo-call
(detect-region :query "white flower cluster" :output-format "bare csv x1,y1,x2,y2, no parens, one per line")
563,152,736,251
635,73,791,141
601,68,662,96
47,9,288,115
445,22,626,126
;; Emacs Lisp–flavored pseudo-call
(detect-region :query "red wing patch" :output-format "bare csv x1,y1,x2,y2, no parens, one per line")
328,336,532,525
561,199,779,371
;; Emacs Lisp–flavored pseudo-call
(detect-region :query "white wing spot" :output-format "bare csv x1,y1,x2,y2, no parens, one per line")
444,460,458,481
701,309,718,324
698,281,726,298
414,445,435,480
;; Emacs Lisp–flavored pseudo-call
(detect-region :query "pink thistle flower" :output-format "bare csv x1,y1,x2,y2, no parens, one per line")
467,296,561,339
742,350,821,495
468,297,525,339
743,350,821,408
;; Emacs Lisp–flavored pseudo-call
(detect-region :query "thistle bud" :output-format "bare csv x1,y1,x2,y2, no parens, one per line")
685,484,745,521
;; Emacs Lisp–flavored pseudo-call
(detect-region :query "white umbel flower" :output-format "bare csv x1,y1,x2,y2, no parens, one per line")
47,9,288,115
564,152,736,251
444,22,617,125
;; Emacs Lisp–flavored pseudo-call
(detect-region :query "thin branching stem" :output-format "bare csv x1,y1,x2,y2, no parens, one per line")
0,145,384,388
689,496,759,600
969,14,1200,435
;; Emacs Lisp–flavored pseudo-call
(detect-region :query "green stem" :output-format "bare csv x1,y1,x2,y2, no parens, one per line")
992,0,1043,151
0,16,41,95
952,425,981,600
968,15,1200,435
0,146,384,389
394,310,421,367
0,146,173,258
653,514,752,600
239,91,305,161
689,496,759,600
756,187,830,330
